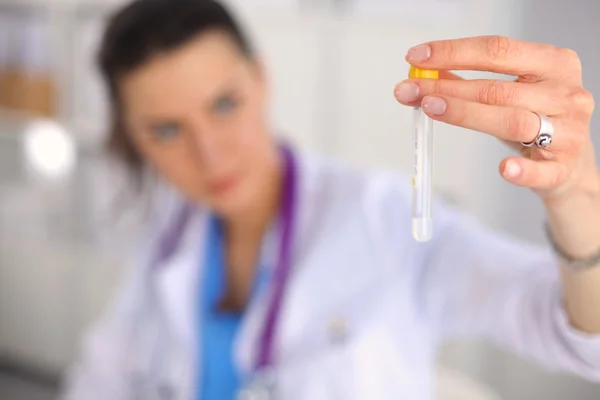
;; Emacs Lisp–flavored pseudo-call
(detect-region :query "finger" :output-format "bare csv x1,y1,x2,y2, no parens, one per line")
394,79,564,115
394,71,462,106
500,157,568,190
438,70,463,80
406,36,582,82
419,94,555,145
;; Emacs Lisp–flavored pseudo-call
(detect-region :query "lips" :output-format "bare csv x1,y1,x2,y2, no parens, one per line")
209,173,241,195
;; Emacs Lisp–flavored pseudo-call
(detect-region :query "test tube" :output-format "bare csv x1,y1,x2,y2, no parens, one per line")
409,66,439,242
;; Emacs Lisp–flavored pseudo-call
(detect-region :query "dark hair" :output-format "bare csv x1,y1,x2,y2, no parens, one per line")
98,0,254,183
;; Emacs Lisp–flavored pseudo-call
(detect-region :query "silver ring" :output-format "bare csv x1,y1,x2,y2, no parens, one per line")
521,112,554,149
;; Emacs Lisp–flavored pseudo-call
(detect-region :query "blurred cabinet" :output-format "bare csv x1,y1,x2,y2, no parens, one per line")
0,8,57,117
0,123,133,371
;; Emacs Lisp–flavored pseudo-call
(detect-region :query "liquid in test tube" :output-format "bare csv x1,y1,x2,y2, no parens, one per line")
409,66,439,242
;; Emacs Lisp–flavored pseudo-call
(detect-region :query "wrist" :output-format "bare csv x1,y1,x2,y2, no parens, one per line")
543,165,600,207
544,174,600,259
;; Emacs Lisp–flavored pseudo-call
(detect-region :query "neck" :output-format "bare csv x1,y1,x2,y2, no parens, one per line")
217,147,284,312
225,148,284,237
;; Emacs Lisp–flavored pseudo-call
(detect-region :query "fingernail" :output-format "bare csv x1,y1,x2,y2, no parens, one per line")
503,161,522,179
422,96,446,116
394,82,420,103
406,44,432,63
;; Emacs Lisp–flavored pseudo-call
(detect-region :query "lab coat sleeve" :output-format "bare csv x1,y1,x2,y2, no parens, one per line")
409,191,600,381
57,261,142,400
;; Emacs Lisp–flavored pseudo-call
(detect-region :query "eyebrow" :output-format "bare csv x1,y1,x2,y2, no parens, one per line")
204,67,247,104
145,120,180,131
205,83,242,109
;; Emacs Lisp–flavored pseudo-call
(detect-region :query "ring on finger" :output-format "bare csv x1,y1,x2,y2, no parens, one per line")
521,112,554,149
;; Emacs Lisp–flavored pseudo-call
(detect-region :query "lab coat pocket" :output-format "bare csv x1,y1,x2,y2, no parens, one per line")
275,332,356,400
345,326,417,399
277,315,416,399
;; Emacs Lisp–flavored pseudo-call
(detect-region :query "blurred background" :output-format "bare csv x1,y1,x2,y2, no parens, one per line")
0,0,598,399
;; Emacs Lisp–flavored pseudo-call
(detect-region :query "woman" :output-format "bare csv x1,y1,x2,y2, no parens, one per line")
61,0,600,399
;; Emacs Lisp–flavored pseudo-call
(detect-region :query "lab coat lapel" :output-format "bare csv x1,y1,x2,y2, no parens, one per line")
233,149,323,376
152,206,208,394
233,196,285,378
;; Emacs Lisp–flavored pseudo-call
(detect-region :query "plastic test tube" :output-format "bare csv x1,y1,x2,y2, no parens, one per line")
409,66,439,242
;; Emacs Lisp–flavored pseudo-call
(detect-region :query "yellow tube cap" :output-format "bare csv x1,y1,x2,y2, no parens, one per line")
409,66,439,80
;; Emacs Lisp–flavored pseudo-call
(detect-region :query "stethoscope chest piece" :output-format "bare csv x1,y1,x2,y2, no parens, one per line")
238,368,277,400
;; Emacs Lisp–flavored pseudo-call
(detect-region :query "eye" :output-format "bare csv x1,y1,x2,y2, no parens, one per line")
151,122,180,141
213,95,239,115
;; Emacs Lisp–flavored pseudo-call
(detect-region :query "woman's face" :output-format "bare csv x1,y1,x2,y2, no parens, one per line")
120,31,275,217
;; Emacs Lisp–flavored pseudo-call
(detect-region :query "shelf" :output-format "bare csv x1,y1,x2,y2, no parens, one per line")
0,107,41,129
0,0,123,16
0,0,69,13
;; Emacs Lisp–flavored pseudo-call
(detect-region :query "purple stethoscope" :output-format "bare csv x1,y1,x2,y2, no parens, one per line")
128,145,298,400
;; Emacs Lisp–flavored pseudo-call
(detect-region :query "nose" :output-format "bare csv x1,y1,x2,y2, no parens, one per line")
189,122,225,171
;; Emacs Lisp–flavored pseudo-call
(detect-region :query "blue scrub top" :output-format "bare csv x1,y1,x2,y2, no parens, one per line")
198,216,267,400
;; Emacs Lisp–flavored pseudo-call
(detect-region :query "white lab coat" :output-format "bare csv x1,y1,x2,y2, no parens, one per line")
61,149,600,400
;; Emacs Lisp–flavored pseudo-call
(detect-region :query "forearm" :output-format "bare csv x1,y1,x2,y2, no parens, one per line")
545,171,600,334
